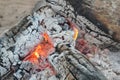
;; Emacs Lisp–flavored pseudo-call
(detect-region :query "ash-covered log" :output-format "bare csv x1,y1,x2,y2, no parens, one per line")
46,0,120,51
0,0,119,80
0,4,107,80
48,43,107,80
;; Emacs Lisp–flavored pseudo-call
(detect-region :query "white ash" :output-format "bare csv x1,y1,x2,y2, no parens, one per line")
0,66,7,76
13,70,23,79
89,49,120,80
11,6,76,80
0,0,120,80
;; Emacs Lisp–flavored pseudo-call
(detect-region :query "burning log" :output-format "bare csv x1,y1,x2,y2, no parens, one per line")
0,5,107,80
0,0,119,80
46,0,120,51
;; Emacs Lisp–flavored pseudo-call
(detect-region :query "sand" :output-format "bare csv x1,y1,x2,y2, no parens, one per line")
0,0,40,34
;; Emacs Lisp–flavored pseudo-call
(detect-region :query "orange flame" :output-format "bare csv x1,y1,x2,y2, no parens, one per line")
73,27,79,40
24,32,54,64
67,19,79,40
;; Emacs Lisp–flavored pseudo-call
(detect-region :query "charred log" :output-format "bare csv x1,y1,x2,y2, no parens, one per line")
66,0,120,42
46,0,120,51
48,44,107,80
0,0,119,80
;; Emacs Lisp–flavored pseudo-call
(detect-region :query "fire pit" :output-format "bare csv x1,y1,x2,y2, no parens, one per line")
0,0,120,80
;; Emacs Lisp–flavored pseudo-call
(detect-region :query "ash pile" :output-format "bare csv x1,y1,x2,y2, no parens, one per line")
0,0,120,80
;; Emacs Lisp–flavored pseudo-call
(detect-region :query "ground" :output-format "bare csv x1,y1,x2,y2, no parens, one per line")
0,0,40,34
92,0,120,41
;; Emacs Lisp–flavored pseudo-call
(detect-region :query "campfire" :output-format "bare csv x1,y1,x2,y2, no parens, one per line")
23,32,54,64
23,17,80,71
0,0,120,80
23,32,54,70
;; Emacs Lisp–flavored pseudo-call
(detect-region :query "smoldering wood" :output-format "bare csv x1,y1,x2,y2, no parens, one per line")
46,0,120,51
48,44,107,80
0,0,119,80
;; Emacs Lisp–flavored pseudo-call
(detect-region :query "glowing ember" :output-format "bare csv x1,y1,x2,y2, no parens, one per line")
24,32,54,65
67,19,79,40
23,19,79,71
75,39,90,55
